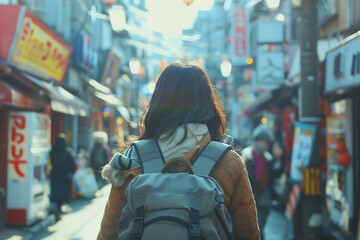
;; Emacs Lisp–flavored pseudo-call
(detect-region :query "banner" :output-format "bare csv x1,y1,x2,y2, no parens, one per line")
231,4,249,65
10,10,71,84
290,122,316,182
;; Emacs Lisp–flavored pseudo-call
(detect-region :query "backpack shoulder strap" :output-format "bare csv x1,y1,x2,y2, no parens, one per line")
192,141,231,176
132,139,165,173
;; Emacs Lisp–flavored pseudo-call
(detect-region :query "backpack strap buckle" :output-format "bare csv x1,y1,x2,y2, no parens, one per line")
132,217,143,238
132,206,144,240
189,208,200,240
189,222,200,240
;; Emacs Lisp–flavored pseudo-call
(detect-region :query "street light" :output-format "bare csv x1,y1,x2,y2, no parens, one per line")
129,58,141,122
220,59,232,112
220,59,232,78
129,59,141,75
108,5,126,32
264,0,280,10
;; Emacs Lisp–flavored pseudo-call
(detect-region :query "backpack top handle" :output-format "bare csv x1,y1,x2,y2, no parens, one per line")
161,157,194,174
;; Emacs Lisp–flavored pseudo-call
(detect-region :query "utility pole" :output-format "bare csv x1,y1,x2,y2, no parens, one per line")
297,0,323,239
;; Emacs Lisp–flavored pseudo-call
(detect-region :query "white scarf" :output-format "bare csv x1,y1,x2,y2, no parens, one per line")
158,123,208,161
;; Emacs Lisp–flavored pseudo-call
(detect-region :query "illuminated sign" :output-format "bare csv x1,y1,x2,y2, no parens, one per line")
10,11,71,84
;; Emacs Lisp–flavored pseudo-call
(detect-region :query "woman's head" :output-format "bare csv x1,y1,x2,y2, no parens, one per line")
139,62,226,141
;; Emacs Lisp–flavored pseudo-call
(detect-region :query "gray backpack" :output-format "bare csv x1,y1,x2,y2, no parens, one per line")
118,140,235,240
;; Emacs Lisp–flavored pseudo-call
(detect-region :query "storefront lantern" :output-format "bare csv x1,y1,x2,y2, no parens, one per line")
159,60,168,71
339,152,351,168
183,0,195,6
138,65,145,77
336,141,346,154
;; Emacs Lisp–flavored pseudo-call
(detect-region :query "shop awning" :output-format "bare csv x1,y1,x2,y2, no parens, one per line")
94,91,122,106
0,80,36,109
246,84,296,116
88,79,123,106
24,74,90,116
116,106,130,119
247,91,274,116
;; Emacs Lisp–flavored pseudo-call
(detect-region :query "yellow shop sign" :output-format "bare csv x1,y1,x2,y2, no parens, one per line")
11,11,71,84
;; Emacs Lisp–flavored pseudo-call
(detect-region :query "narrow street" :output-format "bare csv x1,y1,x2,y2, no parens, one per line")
28,182,293,240
1,1,360,239
30,185,111,240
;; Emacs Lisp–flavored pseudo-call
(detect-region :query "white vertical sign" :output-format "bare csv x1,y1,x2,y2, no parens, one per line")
231,4,249,65
8,113,28,180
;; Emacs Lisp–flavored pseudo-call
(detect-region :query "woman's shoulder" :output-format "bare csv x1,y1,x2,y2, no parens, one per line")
213,149,246,176
211,149,247,197
223,149,246,167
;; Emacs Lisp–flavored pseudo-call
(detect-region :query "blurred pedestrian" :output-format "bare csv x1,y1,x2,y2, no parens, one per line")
241,124,283,240
90,133,110,189
49,133,76,221
97,62,260,240
270,141,287,209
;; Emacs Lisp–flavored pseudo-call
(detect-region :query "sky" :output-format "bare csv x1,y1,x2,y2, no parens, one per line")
144,0,215,37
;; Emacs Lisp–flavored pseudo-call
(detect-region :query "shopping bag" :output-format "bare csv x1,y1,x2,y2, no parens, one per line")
73,167,98,198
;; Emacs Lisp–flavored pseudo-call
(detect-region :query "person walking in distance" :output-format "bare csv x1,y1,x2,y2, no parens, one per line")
241,124,283,239
97,62,260,240
90,133,111,189
49,133,76,221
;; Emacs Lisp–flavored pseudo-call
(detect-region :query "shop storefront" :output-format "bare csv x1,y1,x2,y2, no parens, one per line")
0,68,50,226
86,78,128,152
324,31,360,238
0,5,89,226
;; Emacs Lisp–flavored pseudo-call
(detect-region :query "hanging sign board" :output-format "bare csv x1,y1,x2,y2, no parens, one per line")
8,7,71,84
325,33,360,95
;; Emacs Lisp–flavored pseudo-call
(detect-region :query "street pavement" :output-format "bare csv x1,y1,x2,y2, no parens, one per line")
264,208,294,240
0,184,111,240
0,184,294,240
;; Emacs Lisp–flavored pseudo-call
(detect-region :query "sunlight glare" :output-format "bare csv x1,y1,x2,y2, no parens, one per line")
144,0,214,37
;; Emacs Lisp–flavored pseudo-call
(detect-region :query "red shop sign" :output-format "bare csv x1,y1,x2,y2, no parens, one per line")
8,114,27,178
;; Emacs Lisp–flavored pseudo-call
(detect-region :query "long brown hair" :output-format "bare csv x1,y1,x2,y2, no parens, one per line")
138,62,226,142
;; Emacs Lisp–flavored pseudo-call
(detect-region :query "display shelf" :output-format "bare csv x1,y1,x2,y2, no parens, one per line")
328,129,346,134
328,164,341,171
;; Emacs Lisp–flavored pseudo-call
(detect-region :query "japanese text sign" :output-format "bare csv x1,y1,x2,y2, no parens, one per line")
8,113,27,179
233,5,247,57
10,11,71,84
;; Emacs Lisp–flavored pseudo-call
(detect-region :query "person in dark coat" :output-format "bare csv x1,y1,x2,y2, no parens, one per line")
90,138,110,189
49,133,76,220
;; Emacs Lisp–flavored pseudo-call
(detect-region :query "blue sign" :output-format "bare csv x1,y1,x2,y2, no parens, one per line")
75,31,97,73
290,122,316,182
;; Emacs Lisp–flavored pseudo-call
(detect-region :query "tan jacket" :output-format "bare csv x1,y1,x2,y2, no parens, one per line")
97,134,260,240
